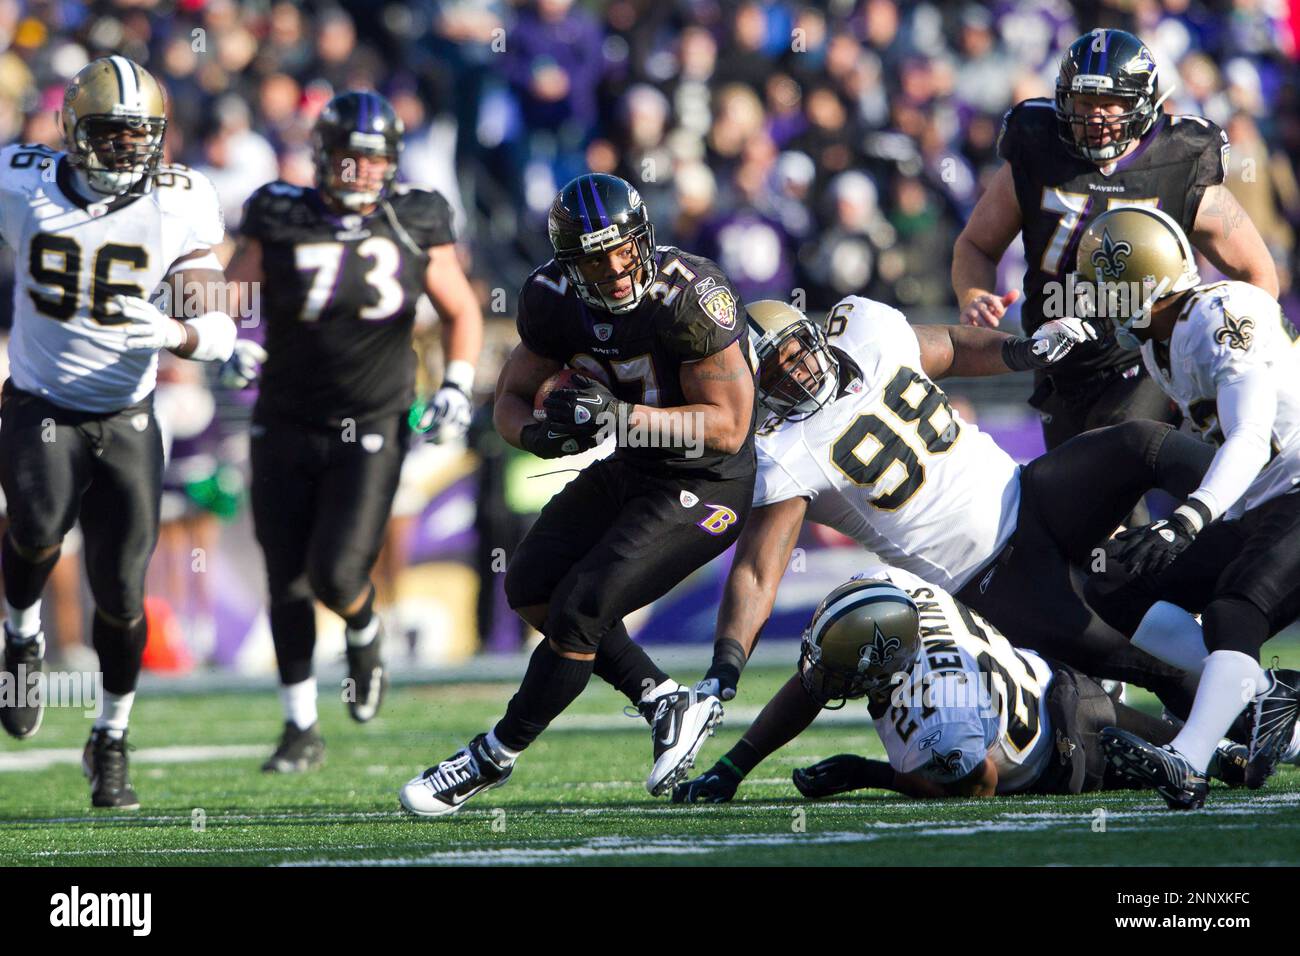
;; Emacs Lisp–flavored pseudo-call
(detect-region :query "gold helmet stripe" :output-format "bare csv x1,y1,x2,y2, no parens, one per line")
108,54,140,112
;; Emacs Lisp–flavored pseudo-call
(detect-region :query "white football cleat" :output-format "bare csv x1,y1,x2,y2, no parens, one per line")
642,686,723,796
399,734,512,817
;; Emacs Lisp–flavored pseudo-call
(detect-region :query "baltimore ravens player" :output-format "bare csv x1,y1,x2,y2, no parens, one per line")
399,173,757,815
953,28,1277,455
676,566,1244,804
1068,206,1300,809
691,296,1218,720
0,57,236,808
222,91,484,773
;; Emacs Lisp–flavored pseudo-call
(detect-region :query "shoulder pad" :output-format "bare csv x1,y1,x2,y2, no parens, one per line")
389,187,456,247
240,180,305,238
0,143,60,193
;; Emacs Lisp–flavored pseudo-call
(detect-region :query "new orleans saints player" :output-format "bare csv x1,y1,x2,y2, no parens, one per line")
222,91,484,773
399,173,757,815
691,297,1218,720
1069,207,1300,809
953,28,1277,455
675,566,1245,803
0,57,236,808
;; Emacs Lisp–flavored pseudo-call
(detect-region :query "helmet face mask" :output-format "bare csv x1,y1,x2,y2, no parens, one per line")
755,321,839,422
313,92,404,211
62,57,168,197
1054,30,1160,164
549,174,657,315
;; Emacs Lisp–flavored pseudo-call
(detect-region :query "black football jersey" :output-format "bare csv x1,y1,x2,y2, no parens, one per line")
999,98,1228,377
517,245,757,479
242,181,455,426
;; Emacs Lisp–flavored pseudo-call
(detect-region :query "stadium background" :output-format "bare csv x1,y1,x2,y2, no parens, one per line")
0,0,1297,678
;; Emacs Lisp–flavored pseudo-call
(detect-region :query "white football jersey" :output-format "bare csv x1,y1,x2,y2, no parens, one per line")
863,564,1055,794
754,296,1021,593
0,144,225,412
1140,280,1300,516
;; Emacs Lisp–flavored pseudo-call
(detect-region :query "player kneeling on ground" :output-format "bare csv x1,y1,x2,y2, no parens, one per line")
1070,206,1300,809
675,565,1245,803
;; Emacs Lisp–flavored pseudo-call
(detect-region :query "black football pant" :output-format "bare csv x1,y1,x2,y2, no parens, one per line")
1032,361,1179,525
1086,488,1300,660
504,456,754,655
0,381,161,694
251,412,407,685
957,420,1214,717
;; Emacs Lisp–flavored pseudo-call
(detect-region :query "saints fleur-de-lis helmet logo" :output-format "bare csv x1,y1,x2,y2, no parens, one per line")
1090,228,1133,281
859,622,902,672
1214,307,1255,352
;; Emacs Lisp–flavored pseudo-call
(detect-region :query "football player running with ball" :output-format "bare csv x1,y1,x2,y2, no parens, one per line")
0,57,237,808
399,173,757,815
676,566,1245,804
953,29,1276,459
222,91,484,773
1071,207,1300,809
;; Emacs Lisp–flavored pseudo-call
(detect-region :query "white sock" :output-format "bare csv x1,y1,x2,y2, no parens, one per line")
345,616,379,648
5,599,42,639
1131,601,1207,675
640,678,679,703
93,691,135,739
484,729,519,767
1171,650,1268,772
279,678,318,730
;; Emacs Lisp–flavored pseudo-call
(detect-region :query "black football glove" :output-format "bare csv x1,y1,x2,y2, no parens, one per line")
519,422,599,460
671,760,742,804
1105,506,1204,578
541,375,626,435
791,754,878,799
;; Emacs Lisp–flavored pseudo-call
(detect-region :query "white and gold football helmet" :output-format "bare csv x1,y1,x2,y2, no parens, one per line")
61,56,167,196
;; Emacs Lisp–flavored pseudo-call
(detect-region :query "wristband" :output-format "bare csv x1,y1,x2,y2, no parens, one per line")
443,359,476,395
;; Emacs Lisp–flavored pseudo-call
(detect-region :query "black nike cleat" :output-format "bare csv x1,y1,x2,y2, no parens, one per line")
1101,727,1208,810
345,627,387,723
1245,668,1300,789
1,628,45,739
83,729,140,810
792,754,875,799
399,733,512,817
262,721,325,773
642,686,723,797
1209,740,1249,788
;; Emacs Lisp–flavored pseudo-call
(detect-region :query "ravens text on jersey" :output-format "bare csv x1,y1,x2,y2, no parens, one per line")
516,244,757,479
241,180,455,426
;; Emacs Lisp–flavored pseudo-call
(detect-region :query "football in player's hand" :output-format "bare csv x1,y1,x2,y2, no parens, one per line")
533,368,586,421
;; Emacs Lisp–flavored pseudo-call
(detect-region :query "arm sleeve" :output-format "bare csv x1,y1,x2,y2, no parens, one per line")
898,710,988,784
752,448,817,507
1186,119,1230,227
177,170,226,257
664,274,746,362
1188,368,1277,521
403,189,457,248
514,276,567,362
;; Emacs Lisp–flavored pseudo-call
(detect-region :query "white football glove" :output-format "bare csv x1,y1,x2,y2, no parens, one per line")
1029,317,1099,365
417,384,473,445
112,294,186,352
219,339,268,389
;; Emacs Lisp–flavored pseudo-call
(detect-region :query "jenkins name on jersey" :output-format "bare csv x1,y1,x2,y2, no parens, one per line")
754,295,1021,593
860,563,1055,794
0,142,224,412
517,244,757,480
999,99,1228,375
241,180,455,428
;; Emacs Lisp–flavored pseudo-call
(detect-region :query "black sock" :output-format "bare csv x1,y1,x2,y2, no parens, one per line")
494,641,593,752
593,621,668,705
91,613,148,696
342,584,376,632
717,739,762,779
2,534,60,612
270,597,317,686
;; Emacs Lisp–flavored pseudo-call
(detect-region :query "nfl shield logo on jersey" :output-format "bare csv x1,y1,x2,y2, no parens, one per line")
594,323,614,342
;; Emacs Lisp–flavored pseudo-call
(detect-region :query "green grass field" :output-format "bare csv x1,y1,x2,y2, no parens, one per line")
1,649,1298,867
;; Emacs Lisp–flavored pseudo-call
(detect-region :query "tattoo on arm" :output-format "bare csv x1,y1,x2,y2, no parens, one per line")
693,350,743,382
1204,185,1246,241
